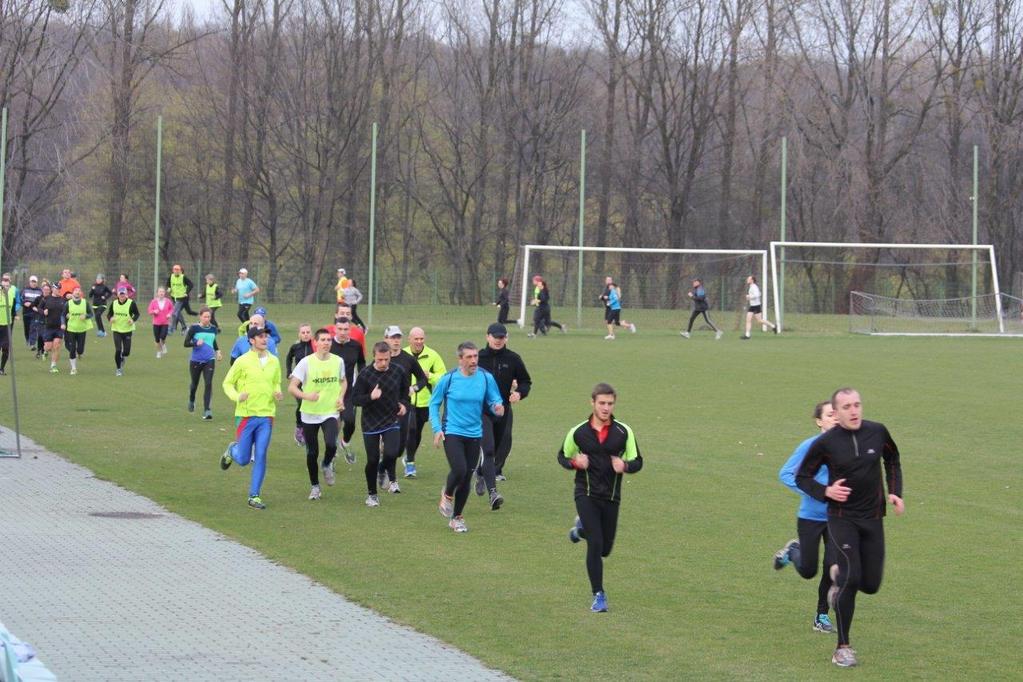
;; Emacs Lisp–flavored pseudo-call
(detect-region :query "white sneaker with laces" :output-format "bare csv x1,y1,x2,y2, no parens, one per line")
629,323,637,333
604,334,615,340
449,515,468,533
388,480,401,494
322,462,336,486
308,485,321,500
680,331,690,338
365,494,380,508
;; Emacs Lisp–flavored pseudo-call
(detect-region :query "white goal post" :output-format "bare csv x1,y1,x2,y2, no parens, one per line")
516,245,769,327
769,241,1004,334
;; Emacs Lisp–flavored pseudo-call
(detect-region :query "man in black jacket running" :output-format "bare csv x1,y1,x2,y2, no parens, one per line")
796,387,904,668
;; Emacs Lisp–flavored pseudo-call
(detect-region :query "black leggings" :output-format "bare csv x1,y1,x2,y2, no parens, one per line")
208,307,220,328
237,304,251,322
153,324,169,343
686,310,719,333
380,411,411,473
303,418,339,486
349,305,366,330
0,325,9,371
66,331,86,359
533,306,563,334
497,303,510,324
827,517,885,646
113,332,133,369
363,428,400,494
477,408,513,489
575,495,620,595
404,406,430,463
443,434,480,517
791,518,833,615
93,306,106,333
188,360,216,410
340,390,356,443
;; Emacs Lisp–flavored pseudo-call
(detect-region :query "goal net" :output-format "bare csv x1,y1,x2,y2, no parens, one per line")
511,245,768,331
850,292,1023,335
770,241,1004,334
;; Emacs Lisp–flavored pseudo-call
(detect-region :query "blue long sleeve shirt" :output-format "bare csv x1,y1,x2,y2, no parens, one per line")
779,434,829,522
429,369,503,439
230,334,278,362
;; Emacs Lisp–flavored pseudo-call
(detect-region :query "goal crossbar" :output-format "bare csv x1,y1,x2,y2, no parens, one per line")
518,245,768,327
769,241,1002,334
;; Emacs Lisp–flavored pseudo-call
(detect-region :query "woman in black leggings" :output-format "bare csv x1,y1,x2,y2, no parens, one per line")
184,308,221,419
530,279,564,337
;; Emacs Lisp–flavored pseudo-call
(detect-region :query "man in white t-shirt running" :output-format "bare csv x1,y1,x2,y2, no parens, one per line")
742,275,777,339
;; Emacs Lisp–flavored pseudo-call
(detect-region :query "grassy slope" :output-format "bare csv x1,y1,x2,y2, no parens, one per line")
1,305,1020,679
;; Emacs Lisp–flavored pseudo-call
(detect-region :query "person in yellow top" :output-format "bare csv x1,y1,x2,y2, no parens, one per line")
288,328,347,500
402,326,447,478
61,287,94,375
220,326,283,510
334,268,349,304
198,273,224,328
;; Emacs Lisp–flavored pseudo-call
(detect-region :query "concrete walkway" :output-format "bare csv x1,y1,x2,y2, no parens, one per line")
0,429,511,681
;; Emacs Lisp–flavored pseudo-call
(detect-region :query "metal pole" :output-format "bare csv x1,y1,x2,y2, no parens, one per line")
779,136,787,329
153,115,163,298
0,108,22,458
367,122,377,328
971,144,978,329
576,129,586,326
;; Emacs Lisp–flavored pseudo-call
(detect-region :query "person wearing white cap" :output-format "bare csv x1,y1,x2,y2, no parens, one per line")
334,268,349,305
232,267,260,323
19,275,44,349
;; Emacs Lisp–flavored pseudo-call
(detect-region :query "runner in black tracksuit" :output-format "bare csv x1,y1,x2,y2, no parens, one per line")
351,342,410,503
796,388,904,668
330,319,366,462
286,325,315,446
380,327,428,484
557,383,642,613
474,323,532,501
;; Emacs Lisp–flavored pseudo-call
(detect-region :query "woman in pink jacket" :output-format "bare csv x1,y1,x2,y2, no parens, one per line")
149,287,174,358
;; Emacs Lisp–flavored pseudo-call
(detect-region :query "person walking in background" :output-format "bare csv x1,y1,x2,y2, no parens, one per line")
232,267,260,322
343,279,365,330
39,283,65,372
773,400,838,634
19,275,43,350
199,273,224,328
286,324,315,446
430,341,504,533
0,273,21,375
88,274,113,338
220,326,283,510
742,275,777,339
184,307,222,420
107,287,140,376
494,277,511,325
288,328,346,501
148,287,174,358
166,264,197,334
61,286,93,375
558,383,643,613
681,278,722,340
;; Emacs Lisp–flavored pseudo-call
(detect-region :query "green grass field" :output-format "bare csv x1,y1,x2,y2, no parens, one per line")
1,304,1020,679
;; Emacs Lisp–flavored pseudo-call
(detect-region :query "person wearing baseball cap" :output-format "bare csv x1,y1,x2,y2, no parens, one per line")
232,267,260,323
220,322,283,510
473,321,533,506
376,325,429,492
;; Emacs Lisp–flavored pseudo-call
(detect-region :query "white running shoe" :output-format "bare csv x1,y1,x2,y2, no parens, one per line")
604,334,615,340
308,485,321,500
715,330,723,340
388,480,401,494
680,331,690,338
156,351,162,359
449,515,468,533
629,323,637,333
322,462,336,486
365,494,380,508
438,489,454,518
69,368,78,375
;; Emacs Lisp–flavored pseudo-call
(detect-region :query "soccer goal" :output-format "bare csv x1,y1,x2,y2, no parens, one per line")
512,245,768,331
769,241,1008,335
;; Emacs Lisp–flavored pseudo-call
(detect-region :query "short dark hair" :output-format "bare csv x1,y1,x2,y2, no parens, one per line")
335,316,350,325
372,341,390,355
813,400,831,420
457,341,478,356
591,382,617,400
498,277,509,287
314,327,331,339
831,387,858,407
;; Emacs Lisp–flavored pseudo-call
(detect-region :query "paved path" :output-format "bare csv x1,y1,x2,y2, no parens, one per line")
0,429,511,681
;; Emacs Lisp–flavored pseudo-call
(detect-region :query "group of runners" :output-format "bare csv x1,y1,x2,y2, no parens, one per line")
0,265,904,668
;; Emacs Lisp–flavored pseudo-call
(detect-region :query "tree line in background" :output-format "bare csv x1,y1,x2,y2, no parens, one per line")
1,0,1022,305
